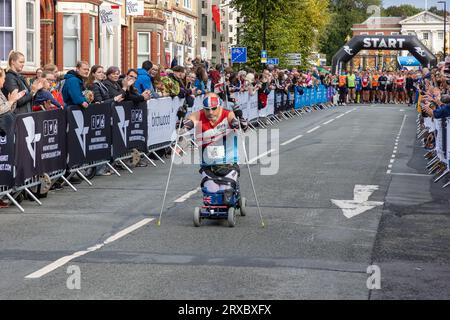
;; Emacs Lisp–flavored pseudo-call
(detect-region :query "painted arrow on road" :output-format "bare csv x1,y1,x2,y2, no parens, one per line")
331,185,384,219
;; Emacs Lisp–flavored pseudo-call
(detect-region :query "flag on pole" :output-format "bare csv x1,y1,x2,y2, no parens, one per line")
212,5,221,33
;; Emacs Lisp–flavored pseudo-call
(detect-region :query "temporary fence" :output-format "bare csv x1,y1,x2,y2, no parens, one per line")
0,86,335,212
419,113,450,187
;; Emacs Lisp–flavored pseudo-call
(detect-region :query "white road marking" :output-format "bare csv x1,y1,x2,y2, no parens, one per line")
249,149,276,164
336,114,345,119
323,119,335,125
388,172,431,177
25,218,155,279
281,135,304,146
307,126,321,134
386,115,406,175
331,185,384,219
174,188,201,203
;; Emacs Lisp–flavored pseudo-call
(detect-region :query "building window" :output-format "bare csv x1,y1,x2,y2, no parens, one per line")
63,14,80,68
360,32,368,35
439,32,444,40
229,25,233,33
157,33,161,65
183,0,191,9
423,32,429,40
212,44,217,52
391,32,399,35
376,32,384,35
137,32,150,68
201,15,207,36
0,0,14,62
89,16,96,66
26,1,35,63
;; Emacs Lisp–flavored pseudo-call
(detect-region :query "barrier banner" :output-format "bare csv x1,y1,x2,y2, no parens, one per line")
435,119,444,162
0,114,15,187
15,109,66,184
248,93,259,121
267,91,275,116
67,104,112,168
275,92,283,113
147,97,179,148
112,101,148,158
236,92,249,120
447,119,450,166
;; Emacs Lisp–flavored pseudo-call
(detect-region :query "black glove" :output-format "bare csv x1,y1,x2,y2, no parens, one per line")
177,105,187,120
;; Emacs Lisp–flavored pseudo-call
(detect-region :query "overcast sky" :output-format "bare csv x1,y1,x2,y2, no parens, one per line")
383,0,445,9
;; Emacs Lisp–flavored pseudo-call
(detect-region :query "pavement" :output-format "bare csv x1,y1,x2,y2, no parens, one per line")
0,103,449,300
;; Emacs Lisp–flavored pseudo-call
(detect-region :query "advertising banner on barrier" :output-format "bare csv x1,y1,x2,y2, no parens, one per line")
15,109,67,184
266,91,275,116
435,119,444,162
0,114,15,187
112,101,148,158
147,97,179,148
67,104,112,168
275,92,283,113
248,93,259,121
447,119,450,166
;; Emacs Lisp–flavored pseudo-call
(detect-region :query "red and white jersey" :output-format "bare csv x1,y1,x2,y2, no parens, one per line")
196,109,232,147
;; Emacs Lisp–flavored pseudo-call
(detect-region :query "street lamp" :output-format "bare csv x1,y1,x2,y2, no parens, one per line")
438,1,447,58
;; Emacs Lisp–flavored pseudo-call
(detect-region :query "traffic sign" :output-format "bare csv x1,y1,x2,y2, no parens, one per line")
267,58,279,65
261,50,268,64
287,59,301,66
286,53,301,59
231,47,247,63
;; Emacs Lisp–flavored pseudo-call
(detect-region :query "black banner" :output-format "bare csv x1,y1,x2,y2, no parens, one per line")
111,101,148,159
0,113,16,187
66,104,112,168
14,110,67,185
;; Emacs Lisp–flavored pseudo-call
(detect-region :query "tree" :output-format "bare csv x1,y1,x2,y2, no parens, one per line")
382,4,421,18
428,6,450,17
230,0,330,70
319,0,382,65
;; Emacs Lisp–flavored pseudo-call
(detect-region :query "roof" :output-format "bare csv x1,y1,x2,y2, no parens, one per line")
361,16,403,25
399,10,445,24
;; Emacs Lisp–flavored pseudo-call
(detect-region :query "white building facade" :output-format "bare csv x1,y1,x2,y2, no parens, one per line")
400,11,450,57
0,0,41,73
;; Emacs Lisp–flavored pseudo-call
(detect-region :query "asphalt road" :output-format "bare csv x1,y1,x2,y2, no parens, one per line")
1,103,449,300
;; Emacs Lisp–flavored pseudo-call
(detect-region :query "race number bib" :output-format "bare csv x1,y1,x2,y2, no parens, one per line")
206,145,225,160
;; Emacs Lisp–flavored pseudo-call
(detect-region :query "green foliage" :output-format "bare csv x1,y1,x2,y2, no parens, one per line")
319,0,382,64
230,0,330,70
382,4,421,18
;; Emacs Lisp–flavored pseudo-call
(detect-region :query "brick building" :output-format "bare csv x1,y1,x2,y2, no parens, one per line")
351,16,403,71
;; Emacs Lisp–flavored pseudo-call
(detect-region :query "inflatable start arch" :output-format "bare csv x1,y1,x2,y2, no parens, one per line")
331,35,437,74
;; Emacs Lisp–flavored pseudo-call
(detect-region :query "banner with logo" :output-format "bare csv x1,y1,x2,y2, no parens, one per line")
67,104,112,168
14,110,66,185
0,114,15,187
100,4,121,27
112,101,148,158
147,97,179,148
126,0,144,16
248,93,259,121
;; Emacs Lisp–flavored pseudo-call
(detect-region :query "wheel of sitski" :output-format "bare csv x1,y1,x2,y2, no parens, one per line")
227,207,236,228
193,207,201,227
239,197,247,217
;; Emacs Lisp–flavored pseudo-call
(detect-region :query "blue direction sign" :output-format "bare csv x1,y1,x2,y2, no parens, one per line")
261,50,268,64
231,47,247,63
267,58,279,65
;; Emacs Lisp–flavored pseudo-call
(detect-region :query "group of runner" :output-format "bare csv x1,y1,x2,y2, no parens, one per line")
336,69,417,106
